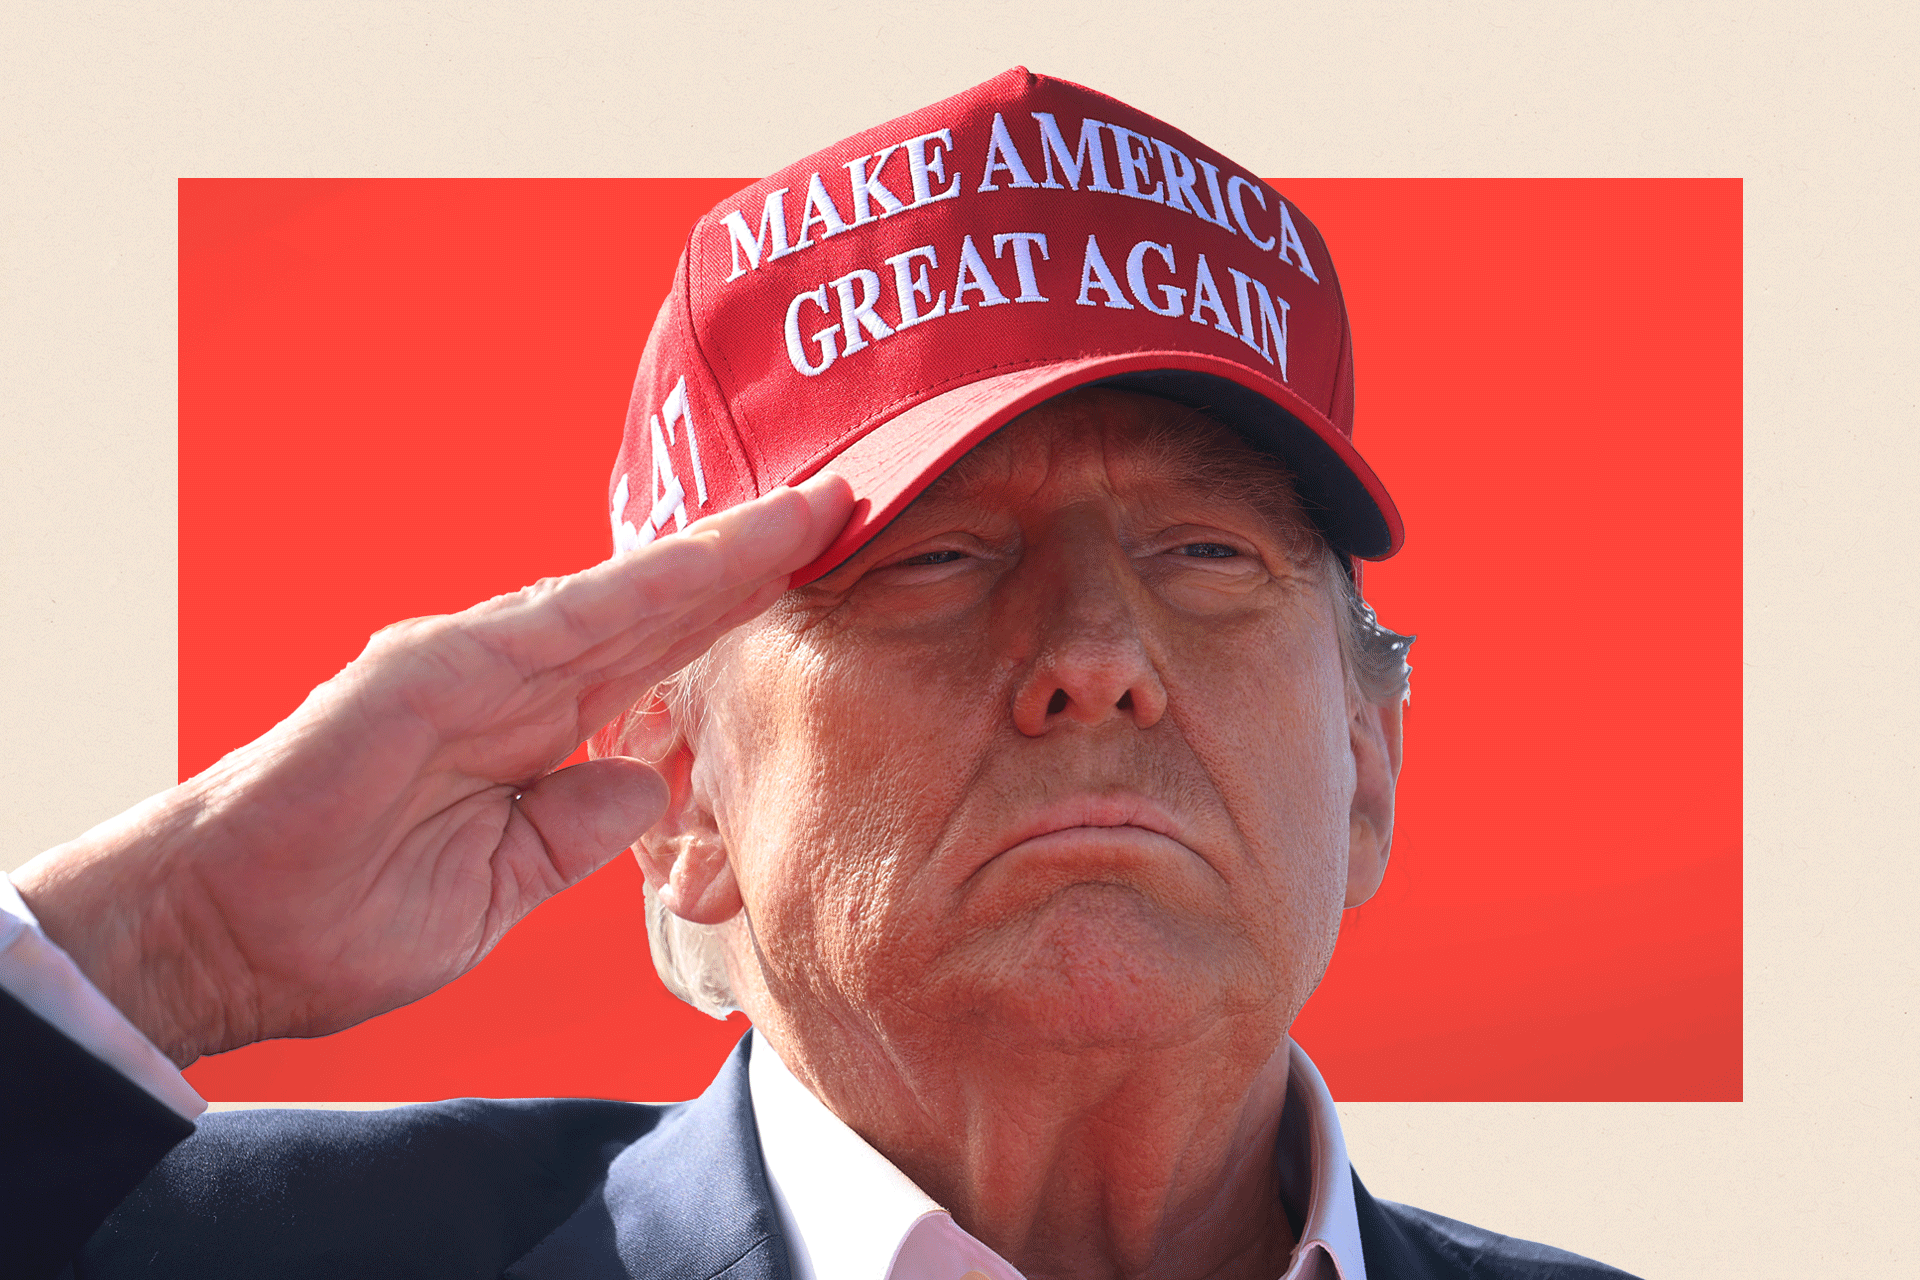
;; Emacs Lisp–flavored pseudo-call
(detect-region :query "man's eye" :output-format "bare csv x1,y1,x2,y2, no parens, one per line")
898,549,967,567
1178,543,1238,559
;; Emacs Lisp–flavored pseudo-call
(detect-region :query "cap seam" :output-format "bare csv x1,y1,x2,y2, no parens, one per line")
681,216,764,496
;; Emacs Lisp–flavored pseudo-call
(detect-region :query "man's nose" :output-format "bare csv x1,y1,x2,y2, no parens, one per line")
1008,516,1169,737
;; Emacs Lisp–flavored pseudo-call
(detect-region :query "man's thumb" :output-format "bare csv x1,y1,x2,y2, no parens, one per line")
510,757,670,887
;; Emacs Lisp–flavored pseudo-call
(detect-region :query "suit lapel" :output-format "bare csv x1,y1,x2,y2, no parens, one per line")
507,1036,790,1280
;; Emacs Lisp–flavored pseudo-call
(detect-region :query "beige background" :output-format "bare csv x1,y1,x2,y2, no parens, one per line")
4,3,1914,1276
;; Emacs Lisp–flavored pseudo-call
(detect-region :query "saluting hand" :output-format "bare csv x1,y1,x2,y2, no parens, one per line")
14,475,853,1067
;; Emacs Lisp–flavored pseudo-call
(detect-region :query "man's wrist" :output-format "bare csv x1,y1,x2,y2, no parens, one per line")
1,871,208,1118
12,787,249,1067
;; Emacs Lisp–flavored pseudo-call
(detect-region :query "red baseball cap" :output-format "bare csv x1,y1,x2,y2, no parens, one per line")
610,67,1402,584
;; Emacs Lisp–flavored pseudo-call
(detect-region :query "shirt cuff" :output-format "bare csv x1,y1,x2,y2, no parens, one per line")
1,874,207,1120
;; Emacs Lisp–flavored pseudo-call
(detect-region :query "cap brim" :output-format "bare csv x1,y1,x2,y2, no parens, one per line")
786,350,1403,586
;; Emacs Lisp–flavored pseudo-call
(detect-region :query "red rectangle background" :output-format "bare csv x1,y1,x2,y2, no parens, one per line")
178,179,1741,1103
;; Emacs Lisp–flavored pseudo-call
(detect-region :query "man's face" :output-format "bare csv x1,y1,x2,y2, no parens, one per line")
653,389,1393,1059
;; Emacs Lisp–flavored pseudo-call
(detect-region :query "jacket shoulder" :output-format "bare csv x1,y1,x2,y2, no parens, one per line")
1352,1167,1639,1280
1367,1195,1642,1280
80,1096,675,1280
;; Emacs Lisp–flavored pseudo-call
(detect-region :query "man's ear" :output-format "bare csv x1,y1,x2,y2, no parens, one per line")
595,698,743,926
1346,692,1405,908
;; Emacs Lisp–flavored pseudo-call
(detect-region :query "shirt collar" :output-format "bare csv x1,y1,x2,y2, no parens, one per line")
748,1032,1366,1280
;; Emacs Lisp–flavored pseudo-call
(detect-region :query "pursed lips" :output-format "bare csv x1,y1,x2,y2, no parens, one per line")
996,794,1191,858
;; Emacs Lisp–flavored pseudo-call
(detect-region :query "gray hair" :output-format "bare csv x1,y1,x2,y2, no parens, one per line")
631,546,1413,1019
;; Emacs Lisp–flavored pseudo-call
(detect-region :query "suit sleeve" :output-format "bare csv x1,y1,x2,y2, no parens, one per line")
1,987,196,1280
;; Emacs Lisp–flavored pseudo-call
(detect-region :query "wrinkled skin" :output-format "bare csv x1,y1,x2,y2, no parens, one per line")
16,477,855,1066
634,389,1403,1280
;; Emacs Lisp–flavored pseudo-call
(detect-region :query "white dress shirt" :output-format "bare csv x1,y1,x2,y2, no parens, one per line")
0,873,206,1119
3,877,1367,1280
749,1032,1367,1280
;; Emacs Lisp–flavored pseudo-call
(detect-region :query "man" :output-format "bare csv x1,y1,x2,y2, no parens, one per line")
3,69,1636,1279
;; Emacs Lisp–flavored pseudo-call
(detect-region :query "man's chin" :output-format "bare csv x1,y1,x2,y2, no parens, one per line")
945,892,1277,1055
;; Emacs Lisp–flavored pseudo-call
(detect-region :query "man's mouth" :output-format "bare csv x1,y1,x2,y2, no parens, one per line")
997,794,1188,855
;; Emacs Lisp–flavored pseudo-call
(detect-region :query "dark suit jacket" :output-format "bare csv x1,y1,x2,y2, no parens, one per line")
2,989,1637,1280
